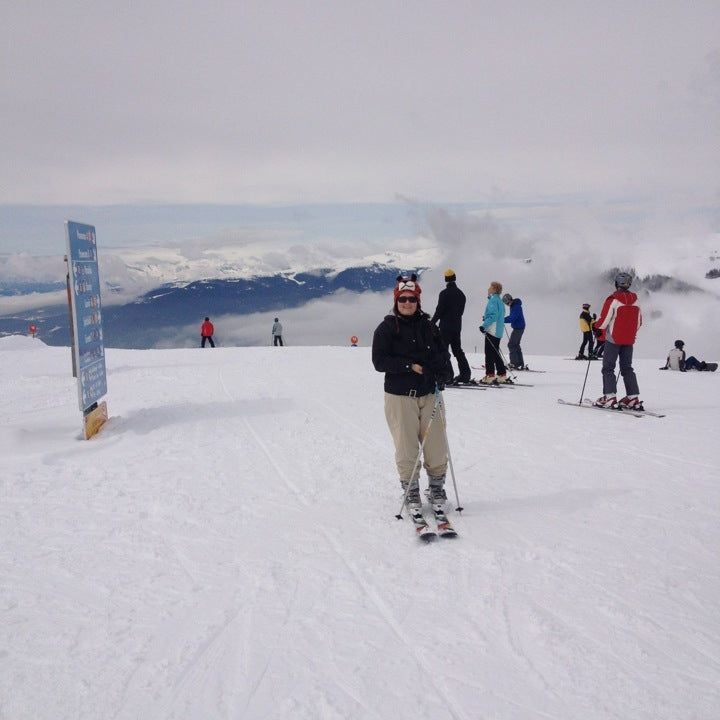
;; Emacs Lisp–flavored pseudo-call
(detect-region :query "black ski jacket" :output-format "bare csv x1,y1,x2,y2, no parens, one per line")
430,282,466,331
372,310,452,396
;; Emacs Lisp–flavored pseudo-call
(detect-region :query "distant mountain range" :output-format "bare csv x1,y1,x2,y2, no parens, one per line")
0,263,415,348
0,281,66,296
2,249,718,352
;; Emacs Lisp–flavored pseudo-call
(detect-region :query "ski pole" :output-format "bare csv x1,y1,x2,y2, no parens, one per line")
438,392,463,512
579,354,592,405
503,326,518,371
395,386,442,520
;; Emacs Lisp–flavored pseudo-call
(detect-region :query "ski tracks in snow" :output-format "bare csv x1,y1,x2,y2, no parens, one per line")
218,367,472,720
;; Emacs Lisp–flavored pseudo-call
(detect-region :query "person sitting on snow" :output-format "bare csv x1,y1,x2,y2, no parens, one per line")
661,340,717,372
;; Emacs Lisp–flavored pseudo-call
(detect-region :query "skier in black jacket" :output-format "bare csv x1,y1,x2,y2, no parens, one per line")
430,269,471,383
372,277,453,512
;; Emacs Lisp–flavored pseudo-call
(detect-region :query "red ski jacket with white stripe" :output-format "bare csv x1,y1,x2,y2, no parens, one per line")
595,290,642,345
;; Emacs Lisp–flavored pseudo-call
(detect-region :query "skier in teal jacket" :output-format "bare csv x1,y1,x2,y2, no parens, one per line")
479,281,508,383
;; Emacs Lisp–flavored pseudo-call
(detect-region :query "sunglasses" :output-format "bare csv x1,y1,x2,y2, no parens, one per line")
397,296,418,304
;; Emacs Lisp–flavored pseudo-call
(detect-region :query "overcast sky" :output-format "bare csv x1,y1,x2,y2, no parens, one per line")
2,1,719,206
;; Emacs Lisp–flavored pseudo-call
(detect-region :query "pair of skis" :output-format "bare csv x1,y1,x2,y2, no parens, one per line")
401,504,458,543
472,365,545,374
557,398,666,418
447,378,534,389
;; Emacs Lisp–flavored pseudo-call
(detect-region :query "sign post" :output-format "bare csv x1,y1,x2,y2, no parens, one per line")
65,221,108,439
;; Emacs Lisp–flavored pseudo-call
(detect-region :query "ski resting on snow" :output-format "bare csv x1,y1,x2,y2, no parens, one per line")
557,398,666,418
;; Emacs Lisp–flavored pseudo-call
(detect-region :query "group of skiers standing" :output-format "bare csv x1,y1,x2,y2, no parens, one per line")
370,269,654,520
198,269,711,527
428,269,528,385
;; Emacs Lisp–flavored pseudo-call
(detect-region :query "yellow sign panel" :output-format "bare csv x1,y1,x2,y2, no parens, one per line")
84,401,108,440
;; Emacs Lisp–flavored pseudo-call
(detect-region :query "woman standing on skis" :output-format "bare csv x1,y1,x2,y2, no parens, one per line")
479,281,508,383
371,276,452,512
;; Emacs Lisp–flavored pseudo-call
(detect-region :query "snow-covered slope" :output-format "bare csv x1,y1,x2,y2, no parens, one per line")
1,337,719,719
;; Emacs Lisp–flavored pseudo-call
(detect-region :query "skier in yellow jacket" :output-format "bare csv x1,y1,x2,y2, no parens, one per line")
576,303,596,360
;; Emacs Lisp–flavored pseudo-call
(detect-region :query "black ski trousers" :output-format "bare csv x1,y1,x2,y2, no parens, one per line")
201,336,215,348
484,334,507,376
440,326,470,381
602,342,639,396
508,328,525,368
579,331,594,356
273,335,284,346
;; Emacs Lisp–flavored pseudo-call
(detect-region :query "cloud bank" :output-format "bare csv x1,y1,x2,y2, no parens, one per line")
2,3,719,205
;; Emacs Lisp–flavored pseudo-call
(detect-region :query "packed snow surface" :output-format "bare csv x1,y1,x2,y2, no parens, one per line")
1,335,719,720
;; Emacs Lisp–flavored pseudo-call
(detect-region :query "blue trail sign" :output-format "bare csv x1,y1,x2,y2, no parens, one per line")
65,221,107,412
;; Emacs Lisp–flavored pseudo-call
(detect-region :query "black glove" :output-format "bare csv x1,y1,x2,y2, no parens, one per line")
479,326,486,334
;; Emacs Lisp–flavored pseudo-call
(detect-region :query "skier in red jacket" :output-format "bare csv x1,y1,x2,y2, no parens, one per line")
200,317,215,348
593,273,643,410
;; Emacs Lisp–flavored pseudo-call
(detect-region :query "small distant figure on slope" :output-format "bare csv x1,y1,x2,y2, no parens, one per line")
502,292,527,370
661,340,717,372
593,272,644,410
371,276,452,513
593,321,606,358
479,281,508,384
272,317,284,346
200,317,215,348
430,269,471,383
576,303,596,360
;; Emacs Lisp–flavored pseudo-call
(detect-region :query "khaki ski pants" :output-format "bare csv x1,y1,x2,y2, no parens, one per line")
384,392,448,482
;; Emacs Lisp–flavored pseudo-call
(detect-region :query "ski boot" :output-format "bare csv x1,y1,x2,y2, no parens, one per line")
618,396,644,411
479,374,497,385
452,375,473,386
401,479,422,510
593,394,618,408
425,477,456,538
425,476,448,506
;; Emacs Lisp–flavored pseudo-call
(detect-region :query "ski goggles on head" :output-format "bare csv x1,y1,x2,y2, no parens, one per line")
397,281,417,293
397,295,418,304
